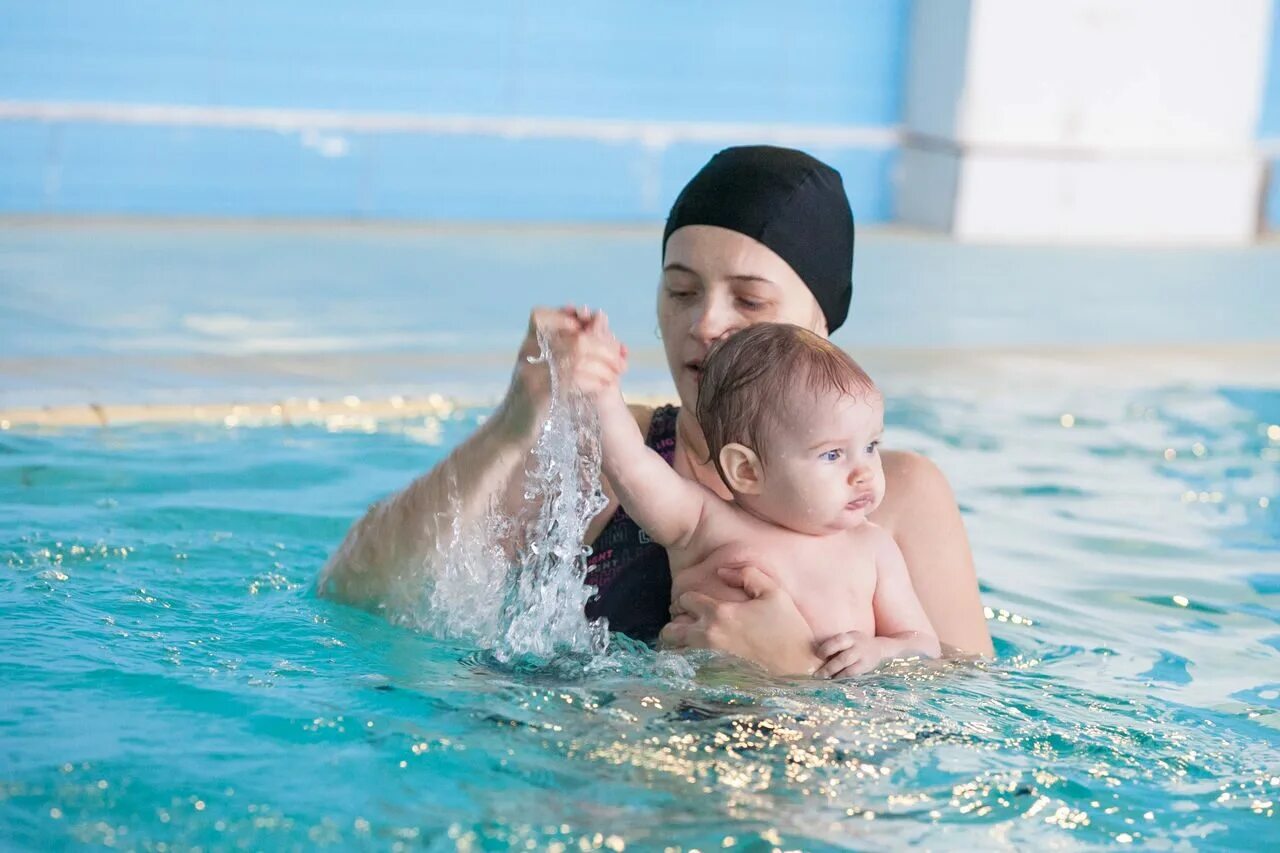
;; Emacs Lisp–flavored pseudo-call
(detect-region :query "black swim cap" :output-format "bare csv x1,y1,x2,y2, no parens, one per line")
662,145,854,333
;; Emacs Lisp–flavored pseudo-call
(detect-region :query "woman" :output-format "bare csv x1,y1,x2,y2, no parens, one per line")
319,146,992,672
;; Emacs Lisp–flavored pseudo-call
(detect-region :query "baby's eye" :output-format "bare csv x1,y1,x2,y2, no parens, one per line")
865,440,881,454
819,449,843,462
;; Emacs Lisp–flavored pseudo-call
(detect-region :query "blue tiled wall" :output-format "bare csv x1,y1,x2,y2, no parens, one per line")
0,1,907,221
0,119,897,221
1,1,906,125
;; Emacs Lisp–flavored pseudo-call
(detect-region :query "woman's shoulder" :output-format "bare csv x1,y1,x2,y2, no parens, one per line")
625,402,680,440
882,447,944,480
878,450,957,523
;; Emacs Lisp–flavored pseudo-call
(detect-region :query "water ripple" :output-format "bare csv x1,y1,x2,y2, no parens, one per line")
2,383,1278,848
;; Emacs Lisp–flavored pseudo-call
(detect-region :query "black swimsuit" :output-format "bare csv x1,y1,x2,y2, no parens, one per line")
583,404,679,643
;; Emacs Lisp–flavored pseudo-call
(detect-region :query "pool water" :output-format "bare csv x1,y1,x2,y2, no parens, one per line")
3,372,1278,849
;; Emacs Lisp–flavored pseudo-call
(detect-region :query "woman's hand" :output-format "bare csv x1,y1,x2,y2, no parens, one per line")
659,558,822,677
569,310,628,397
504,305,625,435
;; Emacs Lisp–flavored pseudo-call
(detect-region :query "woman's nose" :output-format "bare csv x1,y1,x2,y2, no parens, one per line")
692,295,739,344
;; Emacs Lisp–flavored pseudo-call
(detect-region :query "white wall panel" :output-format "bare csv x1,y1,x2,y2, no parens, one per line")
962,0,1270,152
955,153,1263,244
900,0,1274,243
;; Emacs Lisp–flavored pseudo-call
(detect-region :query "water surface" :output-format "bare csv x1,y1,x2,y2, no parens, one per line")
3,374,1277,849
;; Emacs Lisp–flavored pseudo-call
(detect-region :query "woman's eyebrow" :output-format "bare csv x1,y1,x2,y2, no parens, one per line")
663,264,775,287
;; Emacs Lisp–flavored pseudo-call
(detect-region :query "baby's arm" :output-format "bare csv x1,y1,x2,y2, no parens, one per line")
868,531,941,658
816,528,941,678
570,311,709,550
594,385,708,549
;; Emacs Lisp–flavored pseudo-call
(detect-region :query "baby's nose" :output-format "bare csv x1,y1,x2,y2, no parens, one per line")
849,465,871,485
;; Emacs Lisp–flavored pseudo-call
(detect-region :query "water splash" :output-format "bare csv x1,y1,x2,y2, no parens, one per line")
419,327,609,660
412,487,513,648
498,330,610,658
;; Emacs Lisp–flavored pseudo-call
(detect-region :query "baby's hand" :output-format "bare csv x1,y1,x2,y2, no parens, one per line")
815,631,884,679
564,309,628,397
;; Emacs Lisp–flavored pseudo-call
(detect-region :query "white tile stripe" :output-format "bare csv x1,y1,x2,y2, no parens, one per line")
5,101,1278,159
0,100,901,150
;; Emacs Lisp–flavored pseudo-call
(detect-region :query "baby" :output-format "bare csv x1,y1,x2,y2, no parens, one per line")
575,315,940,678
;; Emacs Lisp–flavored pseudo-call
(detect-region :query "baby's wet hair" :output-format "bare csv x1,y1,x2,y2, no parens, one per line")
696,323,877,483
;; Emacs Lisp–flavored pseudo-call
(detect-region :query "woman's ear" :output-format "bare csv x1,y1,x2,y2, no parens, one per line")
719,443,764,495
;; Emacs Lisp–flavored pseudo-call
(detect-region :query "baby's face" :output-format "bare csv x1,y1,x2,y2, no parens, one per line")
752,389,886,535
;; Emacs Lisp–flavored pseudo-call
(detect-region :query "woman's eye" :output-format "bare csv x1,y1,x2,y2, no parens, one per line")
820,449,843,462
736,298,766,311
666,289,696,301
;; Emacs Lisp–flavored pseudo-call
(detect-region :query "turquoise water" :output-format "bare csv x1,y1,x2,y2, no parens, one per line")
3,377,1278,850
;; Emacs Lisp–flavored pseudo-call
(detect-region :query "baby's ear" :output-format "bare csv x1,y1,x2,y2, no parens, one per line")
719,443,764,495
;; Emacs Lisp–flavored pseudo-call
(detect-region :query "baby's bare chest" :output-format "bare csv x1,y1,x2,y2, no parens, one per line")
673,526,879,640
768,536,877,636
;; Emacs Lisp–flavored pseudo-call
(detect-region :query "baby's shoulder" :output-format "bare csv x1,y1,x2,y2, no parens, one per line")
845,521,898,557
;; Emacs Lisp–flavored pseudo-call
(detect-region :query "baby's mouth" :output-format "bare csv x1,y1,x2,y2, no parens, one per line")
846,494,875,511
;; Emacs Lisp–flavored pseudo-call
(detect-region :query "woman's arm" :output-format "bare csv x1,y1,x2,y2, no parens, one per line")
318,307,614,606
317,395,535,605
876,450,993,657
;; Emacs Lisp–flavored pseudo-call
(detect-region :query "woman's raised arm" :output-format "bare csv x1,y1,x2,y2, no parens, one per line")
317,307,589,606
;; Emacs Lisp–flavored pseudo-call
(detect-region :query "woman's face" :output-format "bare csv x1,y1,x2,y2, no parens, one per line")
658,225,827,410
